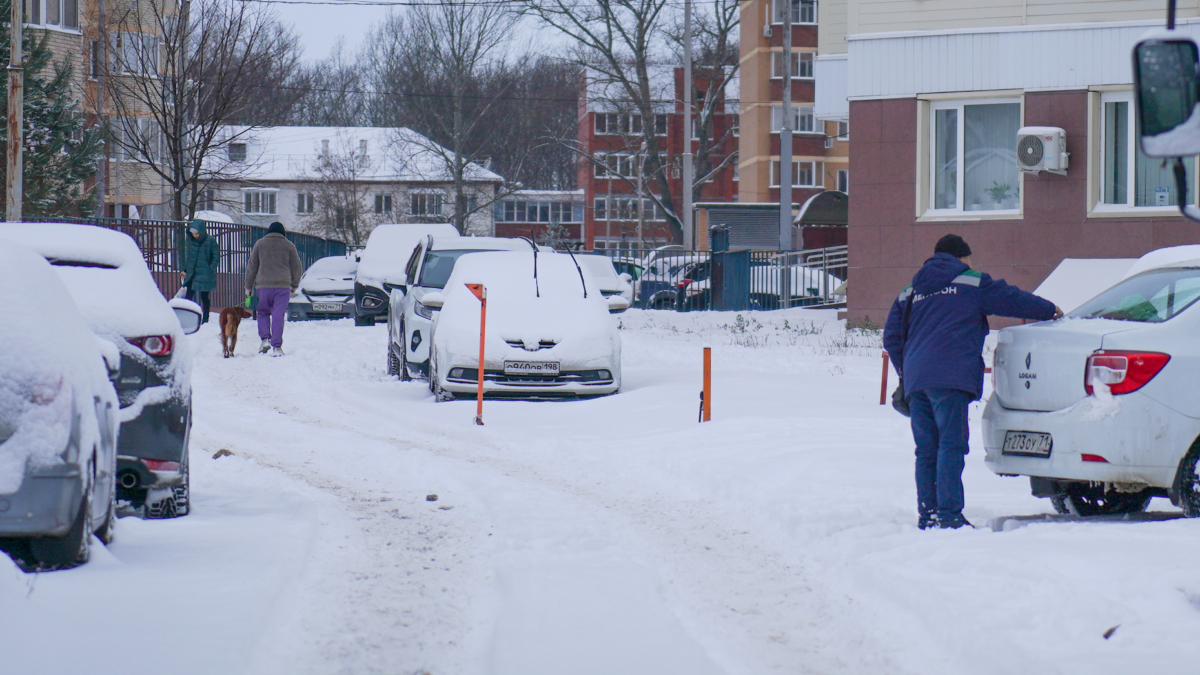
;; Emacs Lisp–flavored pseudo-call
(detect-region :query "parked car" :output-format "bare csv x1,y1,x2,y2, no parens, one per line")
386,235,535,380
425,251,628,400
608,257,645,302
638,254,708,309
0,242,119,569
0,223,203,519
355,223,460,326
576,254,634,303
289,254,359,321
983,245,1200,517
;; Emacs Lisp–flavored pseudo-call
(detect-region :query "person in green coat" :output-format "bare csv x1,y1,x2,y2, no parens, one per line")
179,219,219,324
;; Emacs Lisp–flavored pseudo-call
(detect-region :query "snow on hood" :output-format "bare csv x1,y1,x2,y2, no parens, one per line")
435,251,619,368
299,255,358,295
0,241,115,494
0,223,184,342
356,223,460,287
1123,244,1200,279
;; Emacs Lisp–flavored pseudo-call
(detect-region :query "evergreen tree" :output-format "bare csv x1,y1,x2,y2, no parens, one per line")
0,0,103,217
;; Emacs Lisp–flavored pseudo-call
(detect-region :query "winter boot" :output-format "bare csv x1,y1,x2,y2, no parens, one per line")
258,339,271,354
271,347,284,357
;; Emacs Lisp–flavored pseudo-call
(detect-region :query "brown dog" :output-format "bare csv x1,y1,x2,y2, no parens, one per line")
219,306,253,358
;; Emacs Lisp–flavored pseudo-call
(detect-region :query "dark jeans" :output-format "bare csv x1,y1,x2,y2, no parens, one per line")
256,287,291,348
189,289,211,324
908,388,973,527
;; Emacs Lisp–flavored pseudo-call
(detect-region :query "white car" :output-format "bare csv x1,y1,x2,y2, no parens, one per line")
354,223,459,326
386,235,536,380
0,242,119,569
576,254,634,303
425,251,628,400
289,254,359,321
983,245,1200,517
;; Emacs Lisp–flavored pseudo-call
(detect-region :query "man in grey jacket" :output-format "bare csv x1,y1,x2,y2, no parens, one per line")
246,222,303,356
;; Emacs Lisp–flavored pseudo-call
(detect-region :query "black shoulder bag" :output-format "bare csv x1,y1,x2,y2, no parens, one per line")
891,293,914,417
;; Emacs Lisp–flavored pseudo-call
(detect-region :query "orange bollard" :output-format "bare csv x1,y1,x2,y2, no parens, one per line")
880,351,890,405
466,283,487,425
702,347,712,422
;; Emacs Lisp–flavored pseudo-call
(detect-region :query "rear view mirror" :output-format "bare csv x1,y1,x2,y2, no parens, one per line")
94,336,120,380
607,296,630,314
383,274,408,295
619,272,633,284
168,298,203,335
1134,34,1200,157
421,291,445,309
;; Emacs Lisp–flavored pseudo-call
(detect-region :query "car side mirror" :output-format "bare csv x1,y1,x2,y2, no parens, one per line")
607,296,630,314
95,336,120,380
422,291,445,309
1134,34,1200,157
384,274,408,295
619,272,633,284
168,298,203,335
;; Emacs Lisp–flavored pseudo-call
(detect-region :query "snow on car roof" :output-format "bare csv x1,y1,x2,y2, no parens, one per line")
446,250,601,300
1123,245,1200,279
429,236,535,252
305,255,359,277
357,223,460,285
0,223,182,340
0,241,112,493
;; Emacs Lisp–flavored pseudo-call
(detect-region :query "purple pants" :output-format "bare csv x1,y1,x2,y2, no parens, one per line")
256,287,291,348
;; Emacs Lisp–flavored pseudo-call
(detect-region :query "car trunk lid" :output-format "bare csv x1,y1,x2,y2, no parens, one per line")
994,319,1135,412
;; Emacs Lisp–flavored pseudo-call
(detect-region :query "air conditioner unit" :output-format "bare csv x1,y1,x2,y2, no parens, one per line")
1016,126,1068,175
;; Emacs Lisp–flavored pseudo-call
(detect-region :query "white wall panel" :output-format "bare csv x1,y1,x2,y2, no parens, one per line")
848,19,1200,99
814,55,849,120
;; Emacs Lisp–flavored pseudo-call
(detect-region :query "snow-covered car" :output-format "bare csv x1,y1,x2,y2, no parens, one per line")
354,223,459,326
289,254,359,321
0,223,202,519
983,245,1200,517
608,257,644,302
385,235,535,380
0,242,119,569
424,251,628,400
576,254,634,303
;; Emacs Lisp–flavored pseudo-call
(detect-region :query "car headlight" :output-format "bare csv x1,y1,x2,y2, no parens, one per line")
414,301,435,320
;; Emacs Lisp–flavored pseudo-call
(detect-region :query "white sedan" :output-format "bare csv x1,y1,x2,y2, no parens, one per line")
983,245,1200,516
425,251,627,400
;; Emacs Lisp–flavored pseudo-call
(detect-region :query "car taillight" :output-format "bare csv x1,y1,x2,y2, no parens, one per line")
143,459,181,472
1084,350,1170,395
677,278,692,289
132,335,174,357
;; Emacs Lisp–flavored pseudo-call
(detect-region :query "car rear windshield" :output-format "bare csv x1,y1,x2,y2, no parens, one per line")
1070,267,1200,323
418,250,488,289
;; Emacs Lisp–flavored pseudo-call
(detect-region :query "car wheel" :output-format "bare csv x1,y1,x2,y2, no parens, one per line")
29,495,91,569
174,451,190,517
355,313,374,327
1172,438,1200,517
94,488,117,545
387,346,400,376
1050,482,1152,517
399,324,412,382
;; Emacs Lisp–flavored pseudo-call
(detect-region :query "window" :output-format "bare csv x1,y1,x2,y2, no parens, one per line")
497,200,579,223
837,121,849,140
90,40,101,78
929,99,1021,213
110,32,159,75
771,160,824,187
30,0,79,29
411,192,443,217
374,193,393,214
243,190,277,215
111,117,163,163
1099,91,1196,210
594,153,639,179
772,0,816,24
837,169,848,193
228,143,247,163
197,188,216,212
594,112,667,136
770,106,815,133
771,52,815,79
592,197,666,221
733,154,739,182
296,192,314,214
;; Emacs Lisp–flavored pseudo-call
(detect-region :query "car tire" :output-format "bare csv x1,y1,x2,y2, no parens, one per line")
1172,438,1200,517
399,323,412,382
355,313,374,327
29,495,91,569
387,346,400,376
174,451,190,517
145,451,188,520
1050,482,1152,517
94,488,117,545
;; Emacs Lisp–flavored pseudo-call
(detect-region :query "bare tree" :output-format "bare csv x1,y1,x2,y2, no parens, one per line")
302,133,385,245
523,0,683,242
102,0,303,221
285,39,369,127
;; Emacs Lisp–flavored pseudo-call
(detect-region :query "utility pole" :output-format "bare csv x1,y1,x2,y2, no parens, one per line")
682,0,694,249
6,0,22,222
779,0,793,251
637,146,645,250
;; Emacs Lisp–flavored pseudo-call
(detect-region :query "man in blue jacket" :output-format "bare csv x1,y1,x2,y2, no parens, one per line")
883,235,1061,529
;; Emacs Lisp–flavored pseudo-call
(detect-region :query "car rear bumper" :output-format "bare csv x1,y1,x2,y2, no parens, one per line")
981,392,1200,488
0,468,84,537
119,396,189,463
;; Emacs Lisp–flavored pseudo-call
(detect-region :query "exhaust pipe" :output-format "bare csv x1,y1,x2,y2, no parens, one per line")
118,471,140,490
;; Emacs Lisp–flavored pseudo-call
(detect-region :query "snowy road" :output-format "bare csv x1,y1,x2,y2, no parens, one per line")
5,309,1200,674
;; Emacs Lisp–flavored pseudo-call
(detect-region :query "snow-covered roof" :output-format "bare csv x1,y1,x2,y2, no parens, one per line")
214,126,505,184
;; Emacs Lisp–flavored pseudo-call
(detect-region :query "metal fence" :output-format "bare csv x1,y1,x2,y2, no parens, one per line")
595,245,848,312
22,216,346,309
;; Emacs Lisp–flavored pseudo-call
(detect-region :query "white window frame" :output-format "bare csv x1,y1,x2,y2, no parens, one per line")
771,0,817,24
770,51,815,79
410,191,444,217
242,189,278,215
29,0,80,30
296,192,314,215
110,32,159,76
771,106,816,134
593,112,668,137
592,197,665,221
1094,90,1197,214
837,121,849,140
771,160,823,188
594,152,638,179
837,169,848,193
228,142,247,163
374,192,393,215
926,97,1022,217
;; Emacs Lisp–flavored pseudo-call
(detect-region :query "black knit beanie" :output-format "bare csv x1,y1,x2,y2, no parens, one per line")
934,234,972,259
267,221,285,235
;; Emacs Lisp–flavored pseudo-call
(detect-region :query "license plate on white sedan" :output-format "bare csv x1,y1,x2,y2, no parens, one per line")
504,361,559,376
1002,431,1053,457
312,302,342,312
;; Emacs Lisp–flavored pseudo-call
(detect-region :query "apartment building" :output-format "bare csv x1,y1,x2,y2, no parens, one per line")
578,67,739,251
493,190,585,246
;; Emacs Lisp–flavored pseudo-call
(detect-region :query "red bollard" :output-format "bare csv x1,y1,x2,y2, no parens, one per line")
880,351,890,405
466,283,487,425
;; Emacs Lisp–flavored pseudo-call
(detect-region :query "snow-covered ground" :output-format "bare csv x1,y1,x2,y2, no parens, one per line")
5,308,1200,674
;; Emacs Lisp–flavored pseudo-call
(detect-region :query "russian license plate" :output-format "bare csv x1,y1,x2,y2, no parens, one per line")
312,302,342,312
1002,431,1053,457
504,361,560,376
